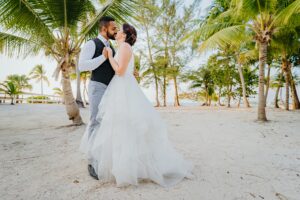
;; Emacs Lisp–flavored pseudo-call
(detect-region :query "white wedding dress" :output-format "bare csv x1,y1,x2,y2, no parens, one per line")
80,50,193,187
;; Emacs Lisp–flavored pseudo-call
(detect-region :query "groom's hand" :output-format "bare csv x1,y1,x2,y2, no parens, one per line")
106,47,113,58
102,48,108,59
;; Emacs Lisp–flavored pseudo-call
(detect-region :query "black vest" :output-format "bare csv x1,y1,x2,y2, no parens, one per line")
90,38,116,85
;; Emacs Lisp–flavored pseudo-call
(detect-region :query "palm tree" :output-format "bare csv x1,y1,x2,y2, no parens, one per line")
290,69,300,109
70,71,91,106
185,66,215,106
7,74,32,90
270,71,285,108
0,0,136,125
270,25,300,110
29,65,49,95
6,74,32,103
0,81,21,105
53,87,64,103
193,0,300,121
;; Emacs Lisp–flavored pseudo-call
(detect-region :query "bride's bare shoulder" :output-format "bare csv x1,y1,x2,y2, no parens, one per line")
120,42,132,52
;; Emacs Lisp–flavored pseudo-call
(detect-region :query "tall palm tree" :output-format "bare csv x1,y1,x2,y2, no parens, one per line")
193,0,300,121
0,0,136,125
29,65,50,95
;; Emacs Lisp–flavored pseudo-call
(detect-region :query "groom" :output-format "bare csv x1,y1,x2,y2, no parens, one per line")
78,16,118,180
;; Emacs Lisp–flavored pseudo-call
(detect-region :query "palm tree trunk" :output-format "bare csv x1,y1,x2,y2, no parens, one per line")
282,57,290,111
227,85,232,108
10,96,14,105
284,72,290,110
237,96,241,108
205,86,209,106
274,86,280,108
61,62,83,125
16,95,19,104
257,42,267,121
173,76,180,106
275,71,283,108
75,55,84,108
290,71,300,109
218,88,222,106
227,95,231,107
237,60,250,107
264,63,271,107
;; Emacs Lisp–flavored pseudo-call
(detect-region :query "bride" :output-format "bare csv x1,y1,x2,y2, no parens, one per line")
80,23,193,187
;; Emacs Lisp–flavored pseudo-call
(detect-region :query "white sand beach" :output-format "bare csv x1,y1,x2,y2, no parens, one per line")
0,104,299,200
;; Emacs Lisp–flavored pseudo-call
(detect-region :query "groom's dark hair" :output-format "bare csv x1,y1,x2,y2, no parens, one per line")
99,16,115,30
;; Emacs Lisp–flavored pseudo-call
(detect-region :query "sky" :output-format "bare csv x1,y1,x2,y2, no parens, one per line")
0,0,213,103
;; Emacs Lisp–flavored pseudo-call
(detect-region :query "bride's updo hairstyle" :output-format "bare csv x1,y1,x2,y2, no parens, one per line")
123,23,137,46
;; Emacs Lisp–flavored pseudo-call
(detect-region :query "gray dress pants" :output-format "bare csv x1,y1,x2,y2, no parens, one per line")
87,80,107,164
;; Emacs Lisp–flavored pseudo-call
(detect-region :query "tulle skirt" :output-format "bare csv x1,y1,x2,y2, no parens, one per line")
80,74,193,187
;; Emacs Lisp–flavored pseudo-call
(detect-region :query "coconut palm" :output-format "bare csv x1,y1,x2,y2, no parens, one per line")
0,0,137,125
53,87,64,103
70,71,91,105
185,66,215,106
290,67,300,109
7,74,32,91
29,65,50,95
270,71,285,108
192,0,300,121
273,26,300,110
53,87,64,96
6,74,32,103
0,81,21,105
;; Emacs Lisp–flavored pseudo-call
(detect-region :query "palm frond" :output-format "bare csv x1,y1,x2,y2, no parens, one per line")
199,25,246,53
0,0,55,42
37,0,96,29
0,32,41,58
79,0,138,42
274,0,300,25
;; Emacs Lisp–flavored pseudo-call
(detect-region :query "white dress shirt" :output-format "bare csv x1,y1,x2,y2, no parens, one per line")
78,34,111,72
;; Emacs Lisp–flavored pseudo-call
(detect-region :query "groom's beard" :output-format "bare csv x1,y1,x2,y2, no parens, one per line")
107,31,116,40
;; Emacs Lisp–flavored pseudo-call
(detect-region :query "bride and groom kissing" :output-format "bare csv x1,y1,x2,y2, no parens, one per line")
78,16,193,187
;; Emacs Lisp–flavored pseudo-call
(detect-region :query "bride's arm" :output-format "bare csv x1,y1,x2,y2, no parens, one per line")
107,43,132,76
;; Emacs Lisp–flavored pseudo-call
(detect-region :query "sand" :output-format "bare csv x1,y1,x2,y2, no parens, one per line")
0,104,299,200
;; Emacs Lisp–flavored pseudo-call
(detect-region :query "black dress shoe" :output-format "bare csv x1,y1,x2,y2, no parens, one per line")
88,164,99,180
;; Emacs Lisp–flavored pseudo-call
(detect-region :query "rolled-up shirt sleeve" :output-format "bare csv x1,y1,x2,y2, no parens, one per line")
78,40,106,72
